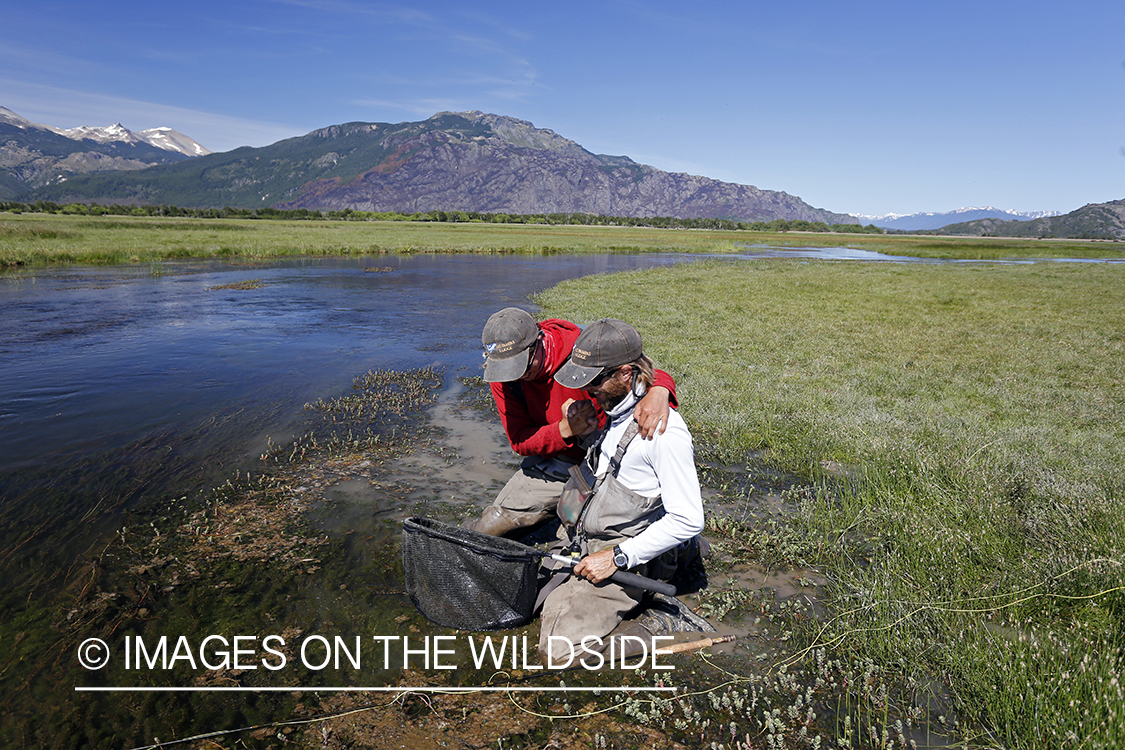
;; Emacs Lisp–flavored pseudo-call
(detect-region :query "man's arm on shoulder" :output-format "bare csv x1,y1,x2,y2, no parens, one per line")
634,369,679,440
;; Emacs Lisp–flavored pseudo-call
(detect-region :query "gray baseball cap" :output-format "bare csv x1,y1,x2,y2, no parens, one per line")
554,318,643,388
481,307,539,382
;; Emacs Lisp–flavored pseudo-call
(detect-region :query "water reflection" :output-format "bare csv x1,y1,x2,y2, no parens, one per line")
737,244,1125,263
0,254,695,475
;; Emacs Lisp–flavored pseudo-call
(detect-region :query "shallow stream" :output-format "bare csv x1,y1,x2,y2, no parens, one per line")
0,254,697,571
3,252,715,744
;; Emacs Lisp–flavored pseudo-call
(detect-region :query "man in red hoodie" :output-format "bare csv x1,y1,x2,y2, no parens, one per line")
468,307,677,537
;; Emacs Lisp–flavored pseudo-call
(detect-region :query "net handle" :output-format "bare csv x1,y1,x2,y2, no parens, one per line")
402,517,677,597
546,554,677,597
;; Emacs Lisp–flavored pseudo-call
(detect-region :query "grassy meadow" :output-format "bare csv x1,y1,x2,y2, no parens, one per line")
537,259,1124,748
4,212,1123,747
2,211,1124,266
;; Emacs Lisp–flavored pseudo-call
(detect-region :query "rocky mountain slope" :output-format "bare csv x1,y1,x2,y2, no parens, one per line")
932,199,1125,240
23,111,857,223
0,107,209,199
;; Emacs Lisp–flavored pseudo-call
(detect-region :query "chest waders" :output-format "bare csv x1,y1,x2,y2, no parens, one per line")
563,421,664,556
536,420,685,610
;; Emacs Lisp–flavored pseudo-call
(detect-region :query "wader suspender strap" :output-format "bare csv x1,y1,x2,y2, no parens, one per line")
588,419,639,477
604,420,640,478
573,420,641,544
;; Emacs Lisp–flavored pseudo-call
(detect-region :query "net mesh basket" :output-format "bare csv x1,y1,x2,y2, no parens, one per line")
402,516,541,631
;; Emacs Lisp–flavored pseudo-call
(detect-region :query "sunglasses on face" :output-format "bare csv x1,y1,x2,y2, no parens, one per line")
588,366,622,388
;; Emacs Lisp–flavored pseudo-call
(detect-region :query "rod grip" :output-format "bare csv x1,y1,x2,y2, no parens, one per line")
609,569,677,596
547,553,677,596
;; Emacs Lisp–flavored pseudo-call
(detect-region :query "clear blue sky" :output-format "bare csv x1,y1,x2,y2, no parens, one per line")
2,0,1122,217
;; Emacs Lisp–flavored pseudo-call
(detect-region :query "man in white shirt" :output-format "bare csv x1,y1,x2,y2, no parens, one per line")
538,318,705,664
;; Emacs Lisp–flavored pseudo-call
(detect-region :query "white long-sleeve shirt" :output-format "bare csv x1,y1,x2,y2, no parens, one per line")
592,390,705,568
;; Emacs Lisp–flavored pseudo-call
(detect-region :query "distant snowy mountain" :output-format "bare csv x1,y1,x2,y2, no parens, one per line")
933,199,1125,240
136,127,212,157
54,123,211,157
1,106,210,157
0,106,211,199
855,206,1061,231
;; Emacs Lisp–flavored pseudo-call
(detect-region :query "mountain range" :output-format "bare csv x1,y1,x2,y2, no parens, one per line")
8,109,856,224
855,206,1061,231
0,107,209,199
4,107,1121,239
929,200,1125,240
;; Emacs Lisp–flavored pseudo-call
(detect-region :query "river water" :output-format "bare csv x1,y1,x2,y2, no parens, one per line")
0,254,708,570
1,252,719,743
0,255,687,476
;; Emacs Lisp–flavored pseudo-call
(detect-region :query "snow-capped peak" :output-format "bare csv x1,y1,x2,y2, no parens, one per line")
1,106,211,157
852,206,1063,231
0,105,45,129
57,122,136,144
137,126,212,156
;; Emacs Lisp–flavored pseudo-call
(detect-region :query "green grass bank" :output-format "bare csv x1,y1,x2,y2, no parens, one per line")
536,259,1125,748
2,212,1124,267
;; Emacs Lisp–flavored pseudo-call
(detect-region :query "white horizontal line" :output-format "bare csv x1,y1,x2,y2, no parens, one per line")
75,686,677,693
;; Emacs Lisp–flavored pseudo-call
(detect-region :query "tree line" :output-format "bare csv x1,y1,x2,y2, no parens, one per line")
1,201,883,234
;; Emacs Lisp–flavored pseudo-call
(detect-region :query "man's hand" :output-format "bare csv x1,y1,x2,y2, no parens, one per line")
560,398,598,439
573,549,618,584
634,385,671,439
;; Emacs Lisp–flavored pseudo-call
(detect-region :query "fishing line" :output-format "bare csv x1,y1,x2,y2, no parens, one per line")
122,696,401,750
118,557,1121,745
513,557,1124,730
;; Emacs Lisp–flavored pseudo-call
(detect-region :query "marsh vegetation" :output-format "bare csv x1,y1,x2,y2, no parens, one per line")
537,259,1125,748
2,221,1122,748
2,212,1123,268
